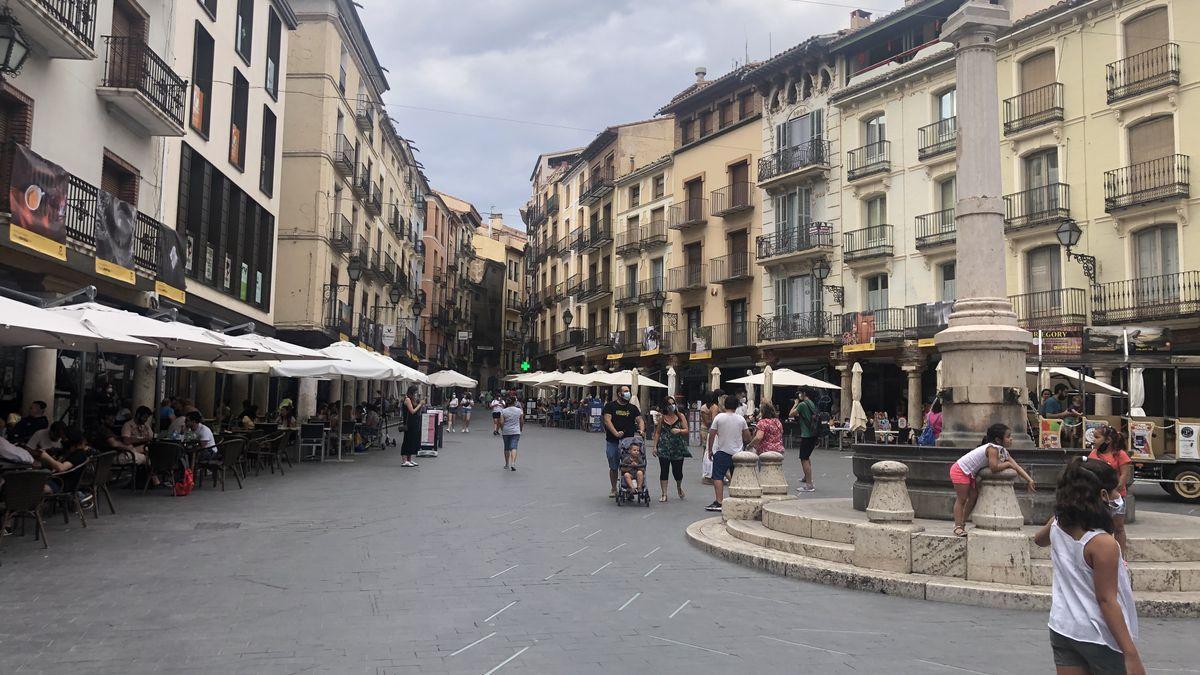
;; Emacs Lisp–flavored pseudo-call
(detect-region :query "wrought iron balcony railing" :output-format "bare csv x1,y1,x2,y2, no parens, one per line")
329,213,353,251
641,219,668,248
1004,182,1070,231
847,141,890,181
1104,154,1189,212
667,264,706,292
332,133,354,177
1004,83,1063,135
637,277,666,305
917,117,956,160
711,252,751,283
99,35,187,132
1010,288,1088,330
757,139,830,183
755,222,833,261
1106,43,1180,103
668,198,707,230
710,181,754,217
843,225,893,262
579,166,615,206
1092,271,1200,325
757,312,833,342
615,225,642,256
914,208,955,249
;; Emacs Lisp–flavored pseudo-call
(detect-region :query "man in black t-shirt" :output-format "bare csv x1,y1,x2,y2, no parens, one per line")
602,385,644,498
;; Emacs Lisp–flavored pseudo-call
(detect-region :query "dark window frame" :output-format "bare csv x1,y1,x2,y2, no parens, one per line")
264,8,282,100
190,23,215,138
259,104,276,197
198,0,217,19
228,68,249,172
234,0,254,65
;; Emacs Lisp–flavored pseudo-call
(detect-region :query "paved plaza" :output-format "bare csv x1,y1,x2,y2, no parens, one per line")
2,420,1197,674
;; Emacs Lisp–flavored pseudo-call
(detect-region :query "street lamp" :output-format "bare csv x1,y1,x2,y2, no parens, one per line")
811,258,844,306
0,9,30,78
1055,219,1097,284
562,307,574,328
347,255,364,282
388,285,402,305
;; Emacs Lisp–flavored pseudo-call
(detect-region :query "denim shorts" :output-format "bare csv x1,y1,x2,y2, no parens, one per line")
605,440,620,471
711,451,734,482
502,434,520,451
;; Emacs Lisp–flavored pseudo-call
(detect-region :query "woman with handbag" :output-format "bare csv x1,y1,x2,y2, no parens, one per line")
652,396,692,502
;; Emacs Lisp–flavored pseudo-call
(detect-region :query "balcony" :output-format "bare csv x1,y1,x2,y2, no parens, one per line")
581,326,614,352
546,193,560,215
709,322,756,350
581,220,612,253
840,308,907,345
549,280,566,304
668,198,707,230
615,226,642,256
757,139,831,188
324,299,352,336
914,208,955,250
638,277,666,306
504,328,522,343
614,282,639,307
543,235,560,258
12,0,96,59
351,235,369,267
384,255,397,283
710,182,754,217
846,141,890,181
904,301,954,339
641,219,668,248
711,252,751,284
577,276,612,302
1107,43,1180,104
1104,155,1189,212
534,339,551,357
668,264,706,292
332,134,354,177
1010,288,1088,330
1004,183,1070,232
552,328,585,351
388,204,403,234
755,222,833,265
97,36,186,135
579,166,614,206
566,273,581,297
365,182,382,216
351,166,370,200
329,213,353,252
758,312,834,343
1003,83,1063,135
365,250,383,281
843,225,893,262
1092,271,1200,325
556,234,571,259
525,204,546,227
917,118,956,160
355,98,374,131
569,228,583,252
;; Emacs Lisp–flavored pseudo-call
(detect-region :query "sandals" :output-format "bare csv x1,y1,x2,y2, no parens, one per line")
677,488,685,500
659,494,668,503
953,525,967,537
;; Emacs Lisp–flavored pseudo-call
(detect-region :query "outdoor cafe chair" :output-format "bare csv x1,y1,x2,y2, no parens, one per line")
80,451,118,518
0,469,52,550
46,460,90,529
197,438,245,491
144,442,184,493
298,422,325,462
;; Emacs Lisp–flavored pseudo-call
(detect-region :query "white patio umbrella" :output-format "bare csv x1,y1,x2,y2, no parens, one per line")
601,370,667,388
165,334,332,372
270,342,397,379
1023,366,1125,396
763,365,774,404
363,351,429,384
0,296,156,353
729,368,840,390
556,370,598,386
710,367,721,393
1129,367,1146,417
744,369,756,414
849,362,868,432
427,369,477,388
48,302,258,360
935,360,943,391
667,366,677,396
630,367,640,411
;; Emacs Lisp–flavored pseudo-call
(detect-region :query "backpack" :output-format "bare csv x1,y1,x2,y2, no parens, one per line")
173,468,194,497
917,423,936,446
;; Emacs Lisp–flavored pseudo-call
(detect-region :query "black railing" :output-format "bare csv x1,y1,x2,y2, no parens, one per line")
668,265,706,292
709,322,755,350
711,252,751,283
63,173,98,252
843,225,893,261
580,166,615,205
638,277,666,305
366,182,382,215
757,312,833,342
1092,271,1200,325
132,213,161,278
332,134,354,176
352,166,370,198
324,299,352,335
641,219,668,247
543,236,559,257
668,198,707,229
582,326,613,350
566,273,581,297
918,118,956,160
1004,83,1064,135
1010,288,1088,330
546,193,560,214
355,98,374,130
615,225,642,255
710,182,753,216
615,282,639,307
569,228,583,252
847,141,890,181
552,328,585,351
1107,43,1180,103
329,213,352,251
578,275,611,301
101,36,187,127
914,208,955,249
583,220,612,252
904,301,954,339
757,139,830,183
1004,182,1070,231
839,309,906,344
36,0,97,48
1104,154,1189,211
755,222,833,260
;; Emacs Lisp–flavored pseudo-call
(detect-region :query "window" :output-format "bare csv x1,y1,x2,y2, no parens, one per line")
1024,148,1058,190
681,119,693,145
1133,224,1178,279
1025,245,1061,293
652,174,665,199
1020,51,1055,93
235,0,254,62
866,274,888,311
199,0,217,19
229,70,249,169
699,112,712,138
190,24,215,135
936,89,956,120
776,110,823,151
738,93,752,118
629,184,640,208
1128,116,1174,165
265,9,282,99
259,105,276,196
101,150,139,205
866,195,886,227
719,100,733,128
939,262,956,301
1124,7,1169,57
338,45,348,94
865,114,886,145
938,176,956,211
775,275,817,317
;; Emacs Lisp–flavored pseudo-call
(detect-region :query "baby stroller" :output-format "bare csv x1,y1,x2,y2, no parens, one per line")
615,436,650,507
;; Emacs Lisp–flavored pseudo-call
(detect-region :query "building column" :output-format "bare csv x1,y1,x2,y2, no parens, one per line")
132,356,157,412
298,377,318,419
230,374,250,411
252,374,270,415
22,348,57,418
1094,369,1114,416
196,370,217,418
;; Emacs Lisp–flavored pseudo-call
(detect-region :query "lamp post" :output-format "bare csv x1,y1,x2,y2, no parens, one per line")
0,8,31,78
811,258,844,306
1055,219,1097,284
934,1,1033,448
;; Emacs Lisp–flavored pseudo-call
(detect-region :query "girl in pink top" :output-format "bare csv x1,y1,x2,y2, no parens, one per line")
749,401,785,455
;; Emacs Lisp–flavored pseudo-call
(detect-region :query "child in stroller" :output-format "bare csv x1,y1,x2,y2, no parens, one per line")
616,436,650,507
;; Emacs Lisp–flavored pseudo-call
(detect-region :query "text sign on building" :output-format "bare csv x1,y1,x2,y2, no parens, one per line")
458,331,471,341
381,325,396,347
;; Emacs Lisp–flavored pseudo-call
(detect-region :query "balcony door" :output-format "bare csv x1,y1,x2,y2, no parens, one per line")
865,274,888,311
1020,50,1055,97
777,110,823,151
1023,149,1060,216
864,114,886,165
728,231,748,277
684,242,702,286
1025,245,1062,319
776,274,818,321
936,89,956,121
1128,116,1174,196
1133,224,1179,306
729,299,747,346
1124,7,1168,57
866,195,887,247
625,263,638,295
940,262,956,302
651,257,664,292
729,161,750,208
110,0,149,86
685,178,704,221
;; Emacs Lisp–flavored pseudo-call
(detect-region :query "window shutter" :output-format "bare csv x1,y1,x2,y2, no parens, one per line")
1124,8,1169,57
1128,116,1174,165
1020,51,1055,92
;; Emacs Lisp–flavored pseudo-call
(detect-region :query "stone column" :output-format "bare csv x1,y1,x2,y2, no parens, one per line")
934,2,1033,448
132,356,157,411
900,348,924,428
252,374,270,415
720,451,763,521
854,461,923,573
757,451,790,503
298,378,317,419
1094,369,1114,416
22,347,57,418
196,370,216,418
230,374,250,411
967,468,1031,585
837,362,852,421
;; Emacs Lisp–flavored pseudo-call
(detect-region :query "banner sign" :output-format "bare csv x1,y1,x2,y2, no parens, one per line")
1039,418,1063,448
1084,326,1171,354
689,326,711,353
641,325,660,352
381,325,396,347
689,351,711,361
156,225,187,302
1035,328,1083,357
840,312,875,346
9,145,68,260
96,189,137,271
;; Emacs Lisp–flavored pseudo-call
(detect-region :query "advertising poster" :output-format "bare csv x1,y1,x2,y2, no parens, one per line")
690,325,711,353
1129,420,1155,460
1039,418,1063,448
95,189,137,283
156,225,187,302
609,330,625,354
1177,422,1200,461
1084,326,1171,353
589,404,602,432
1082,419,1110,451
841,311,876,346
1037,328,1083,357
8,144,68,259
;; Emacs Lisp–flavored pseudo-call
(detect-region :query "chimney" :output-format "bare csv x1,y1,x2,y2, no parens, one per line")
850,9,872,29
488,212,503,236
694,66,707,83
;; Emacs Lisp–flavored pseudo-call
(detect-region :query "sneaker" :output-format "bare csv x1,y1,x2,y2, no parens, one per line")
705,501,723,512
78,493,94,509
402,461,415,467
796,484,816,493
510,466,516,472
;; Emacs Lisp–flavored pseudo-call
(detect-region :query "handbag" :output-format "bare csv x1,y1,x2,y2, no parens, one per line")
917,421,936,446
173,468,194,497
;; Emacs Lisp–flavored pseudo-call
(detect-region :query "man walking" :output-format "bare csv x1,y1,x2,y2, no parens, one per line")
705,395,750,511
790,389,819,492
602,385,643,498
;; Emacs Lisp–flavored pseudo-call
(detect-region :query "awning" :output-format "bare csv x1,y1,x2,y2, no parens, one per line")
0,296,157,354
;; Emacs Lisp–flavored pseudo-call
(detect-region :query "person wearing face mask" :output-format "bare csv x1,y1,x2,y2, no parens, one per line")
652,396,691,502
401,385,424,467
602,385,644,498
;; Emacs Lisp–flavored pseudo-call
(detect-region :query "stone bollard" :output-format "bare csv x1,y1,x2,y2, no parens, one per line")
721,451,763,522
853,461,923,573
966,468,1031,585
757,451,790,504
865,460,915,523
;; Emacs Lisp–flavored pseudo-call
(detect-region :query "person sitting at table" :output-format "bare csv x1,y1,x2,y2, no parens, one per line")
121,406,155,449
239,404,259,430
279,405,297,428
26,421,67,452
185,411,218,460
167,400,196,436
159,398,176,428
93,421,150,470
9,400,49,445
30,429,93,498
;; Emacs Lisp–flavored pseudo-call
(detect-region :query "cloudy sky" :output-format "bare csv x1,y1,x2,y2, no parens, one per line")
358,0,903,227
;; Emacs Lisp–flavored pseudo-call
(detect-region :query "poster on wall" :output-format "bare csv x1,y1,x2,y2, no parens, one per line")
641,325,660,353
1036,328,1083,357
1082,418,1110,451
95,189,137,282
1128,420,1155,460
1084,326,1171,354
841,312,876,346
155,225,187,303
690,325,711,353
1177,422,1200,461
1039,418,1063,448
8,145,68,260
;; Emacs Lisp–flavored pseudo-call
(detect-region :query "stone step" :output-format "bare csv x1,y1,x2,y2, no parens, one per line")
687,516,1200,618
725,518,855,564
1031,559,1200,592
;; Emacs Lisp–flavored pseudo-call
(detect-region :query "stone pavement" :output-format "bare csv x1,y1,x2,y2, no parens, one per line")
1,419,1196,674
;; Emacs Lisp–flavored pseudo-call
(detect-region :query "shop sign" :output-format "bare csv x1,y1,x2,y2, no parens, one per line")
639,348,660,357
917,338,937,349
689,350,712,361
1084,326,1171,354
381,325,396,347
606,352,623,361
842,342,875,354
1034,328,1083,356
95,257,135,285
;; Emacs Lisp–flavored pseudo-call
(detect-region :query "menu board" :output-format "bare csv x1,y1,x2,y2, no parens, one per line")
1039,418,1063,448
1129,420,1155,460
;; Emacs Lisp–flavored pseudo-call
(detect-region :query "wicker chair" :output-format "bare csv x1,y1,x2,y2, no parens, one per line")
46,460,91,528
252,431,288,476
144,442,184,493
1,469,52,549
79,451,118,517
197,438,245,491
